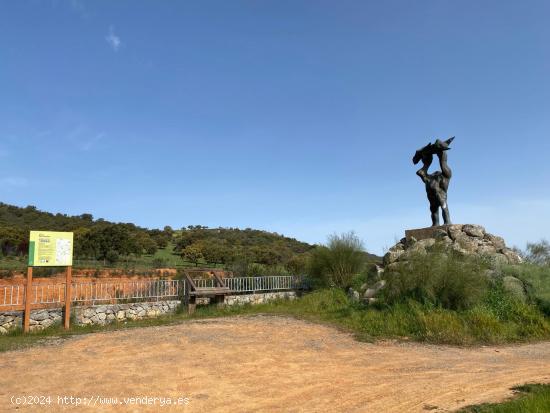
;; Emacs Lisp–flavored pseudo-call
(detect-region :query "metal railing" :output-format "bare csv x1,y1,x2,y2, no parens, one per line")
193,278,216,289
72,279,180,305
0,276,301,309
224,276,296,292
0,285,23,308
32,284,65,305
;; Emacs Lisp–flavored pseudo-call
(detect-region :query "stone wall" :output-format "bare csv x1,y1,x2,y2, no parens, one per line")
74,301,180,326
225,291,297,306
0,308,62,333
0,290,298,333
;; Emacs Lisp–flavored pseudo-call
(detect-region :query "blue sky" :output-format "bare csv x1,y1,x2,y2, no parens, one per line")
1,1,549,254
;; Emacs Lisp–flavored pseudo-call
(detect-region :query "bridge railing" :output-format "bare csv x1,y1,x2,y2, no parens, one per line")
0,275,302,309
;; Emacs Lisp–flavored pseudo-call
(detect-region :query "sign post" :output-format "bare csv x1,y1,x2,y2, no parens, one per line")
64,266,72,329
23,267,33,333
26,231,74,332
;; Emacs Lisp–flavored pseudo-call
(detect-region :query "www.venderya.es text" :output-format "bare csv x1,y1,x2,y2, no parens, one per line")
10,395,191,407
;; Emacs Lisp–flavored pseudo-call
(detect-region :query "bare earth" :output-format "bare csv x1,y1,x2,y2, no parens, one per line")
1,316,549,412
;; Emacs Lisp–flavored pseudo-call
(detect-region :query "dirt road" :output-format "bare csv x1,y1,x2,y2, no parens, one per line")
1,316,549,412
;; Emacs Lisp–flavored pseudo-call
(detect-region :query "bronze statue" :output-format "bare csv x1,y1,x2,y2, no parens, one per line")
413,137,454,226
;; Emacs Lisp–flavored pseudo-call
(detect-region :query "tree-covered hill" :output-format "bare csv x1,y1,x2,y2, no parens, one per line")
0,203,317,267
175,225,313,267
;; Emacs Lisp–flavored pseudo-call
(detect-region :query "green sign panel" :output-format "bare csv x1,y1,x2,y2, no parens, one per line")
28,231,74,267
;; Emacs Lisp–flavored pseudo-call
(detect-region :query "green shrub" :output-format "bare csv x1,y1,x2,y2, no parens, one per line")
501,263,550,316
307,232,366,289
152,257,167,269
381,249,489,310
285,253,309,275
525,239,550,266
247,263,290,277
246,289,549,345
105,250,119,265
482,281,518,320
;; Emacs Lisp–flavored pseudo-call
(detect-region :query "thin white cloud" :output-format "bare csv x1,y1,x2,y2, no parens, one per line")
105,26,121,52
80,133,105,151
0,177,28,188
66,125,106,151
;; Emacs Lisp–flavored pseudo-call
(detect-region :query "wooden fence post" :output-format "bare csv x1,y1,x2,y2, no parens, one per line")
64,266,72,329
23,267,33,333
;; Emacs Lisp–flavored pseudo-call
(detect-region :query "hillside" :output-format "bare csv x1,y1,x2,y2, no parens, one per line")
0,203,383,273
0,203,317,266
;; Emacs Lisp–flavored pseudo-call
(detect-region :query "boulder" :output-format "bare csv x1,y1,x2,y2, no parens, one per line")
453,233,479,253
372,280,387,291
32,310,50,322
477,245,497,255
82,308,96,318
463,224,485,238
362,280,386,299
363,289,377,299
503,250,522,264
484,234,506,250
383,249,405,265
447,225,463,241
347,288,360,302
502,276,527,302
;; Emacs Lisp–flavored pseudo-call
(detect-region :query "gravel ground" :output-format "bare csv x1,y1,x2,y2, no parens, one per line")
1,315,549,412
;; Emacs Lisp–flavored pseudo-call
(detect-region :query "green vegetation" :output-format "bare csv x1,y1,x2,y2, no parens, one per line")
459,384,550,412
174,225,315,271
525,239,550,266
1,279,549,352
0,203,324,273
192,288,550,345
381,249,491,310
308,231,367,289
1,211,548,350
514,239,550,315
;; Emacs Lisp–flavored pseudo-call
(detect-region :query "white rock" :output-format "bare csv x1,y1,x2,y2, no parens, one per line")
83,308,96,318
32,310,50,321
363,289,377,299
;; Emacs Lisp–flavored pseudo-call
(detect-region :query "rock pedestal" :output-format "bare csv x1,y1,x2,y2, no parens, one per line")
385,224,522,267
